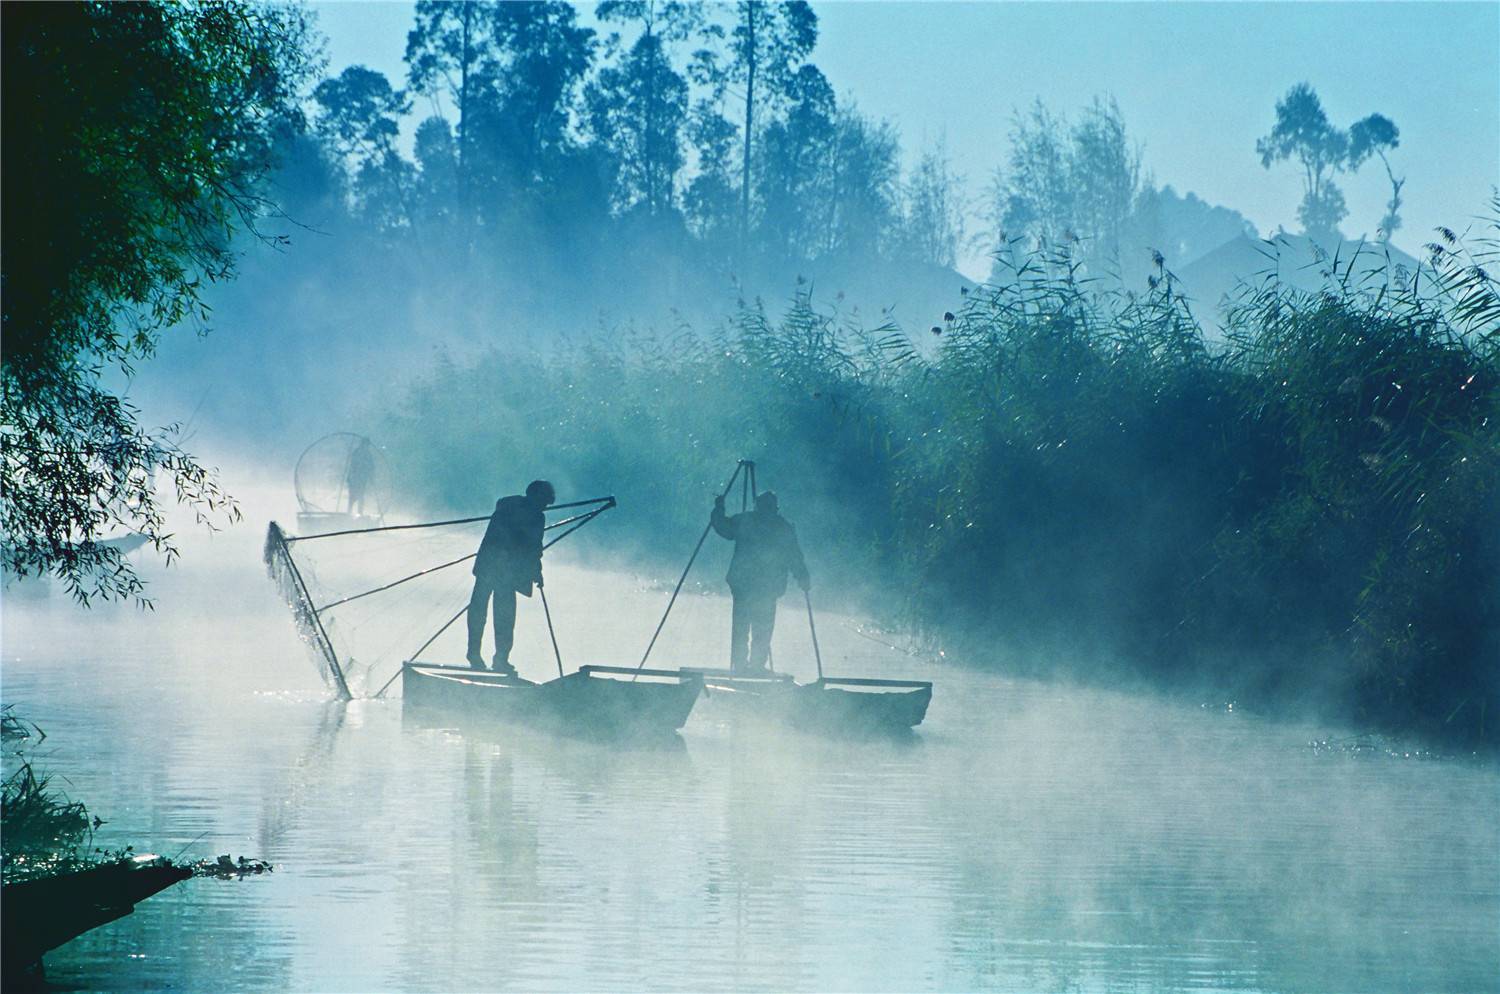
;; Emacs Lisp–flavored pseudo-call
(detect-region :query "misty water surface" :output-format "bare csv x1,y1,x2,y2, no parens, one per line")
3,505,1496,993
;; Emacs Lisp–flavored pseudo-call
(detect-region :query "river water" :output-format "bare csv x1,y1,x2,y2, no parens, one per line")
3,513,1497,993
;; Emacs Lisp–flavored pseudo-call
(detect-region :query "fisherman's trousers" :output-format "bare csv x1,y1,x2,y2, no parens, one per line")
729,586,779,672
468,574,518,665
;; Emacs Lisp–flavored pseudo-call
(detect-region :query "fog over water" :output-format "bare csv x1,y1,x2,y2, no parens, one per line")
5,2,1498,990
4,476,1497,992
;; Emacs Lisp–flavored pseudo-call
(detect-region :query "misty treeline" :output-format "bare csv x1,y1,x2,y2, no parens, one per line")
182,0,1302,438
305,0,964,270
280,0,968,311
383,214,1499,749
277,1,1279,310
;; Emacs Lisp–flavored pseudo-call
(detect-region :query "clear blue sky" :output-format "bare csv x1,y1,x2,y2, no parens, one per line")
312,1,1499,276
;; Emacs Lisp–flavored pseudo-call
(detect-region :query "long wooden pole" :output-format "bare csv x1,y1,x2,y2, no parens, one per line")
805,590,824,683
539,587,565,679
633,462,748,676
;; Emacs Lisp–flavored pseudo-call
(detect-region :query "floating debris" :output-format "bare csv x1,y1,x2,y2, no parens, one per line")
191,854,274,879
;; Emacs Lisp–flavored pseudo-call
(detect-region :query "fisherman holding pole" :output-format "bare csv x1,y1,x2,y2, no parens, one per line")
710,489,811,674
467,479,555,675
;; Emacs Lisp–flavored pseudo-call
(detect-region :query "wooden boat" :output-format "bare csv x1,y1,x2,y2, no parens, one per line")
683,668,932,732
2,855,191,985
401,662,703,738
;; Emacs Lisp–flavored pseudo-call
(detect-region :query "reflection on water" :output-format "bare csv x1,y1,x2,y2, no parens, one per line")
2,550,1497,992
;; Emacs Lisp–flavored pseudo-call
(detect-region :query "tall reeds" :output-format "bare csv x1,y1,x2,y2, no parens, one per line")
2,708,93,884
383,206,1499,748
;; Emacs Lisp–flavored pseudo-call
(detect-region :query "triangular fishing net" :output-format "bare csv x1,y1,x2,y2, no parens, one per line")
264,519,486,697
263,499,615,698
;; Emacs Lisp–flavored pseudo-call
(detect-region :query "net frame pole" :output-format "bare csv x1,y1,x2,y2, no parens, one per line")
541,499,615,551
374,604,467,698
285,515,488,543
312,502,615,615
285,496,615,543
315,552,476,613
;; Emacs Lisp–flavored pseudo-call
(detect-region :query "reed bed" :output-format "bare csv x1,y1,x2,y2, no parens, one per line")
384,207,1499,749
2,708,94,884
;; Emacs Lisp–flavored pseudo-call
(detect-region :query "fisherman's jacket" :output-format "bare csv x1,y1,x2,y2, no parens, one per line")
711,506,810,598
474,495,545,594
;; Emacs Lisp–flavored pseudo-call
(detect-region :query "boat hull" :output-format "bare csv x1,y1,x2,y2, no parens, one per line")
686,669,933,731
402,663,703,738
2,856,191,982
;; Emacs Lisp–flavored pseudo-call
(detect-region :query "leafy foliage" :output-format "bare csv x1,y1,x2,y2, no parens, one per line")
1,2,315,602
405,0,598,233
1,759,94,884
984,98,1143,278
1257,83,1402,240
588,1,703,215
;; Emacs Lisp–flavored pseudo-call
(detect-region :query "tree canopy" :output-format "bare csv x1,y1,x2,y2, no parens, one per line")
1256,82,1401,241
1,1,317,602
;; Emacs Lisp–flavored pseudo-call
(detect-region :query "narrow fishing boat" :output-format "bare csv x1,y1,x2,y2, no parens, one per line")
266,493,705,737
632,460,936,733
684,668,930,731
402,663,702,737
2,855,192,985
683,668,932,731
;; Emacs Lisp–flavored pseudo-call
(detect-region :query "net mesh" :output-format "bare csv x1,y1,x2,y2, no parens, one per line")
293,432,391,516
263,522,349,697
263,519,488,698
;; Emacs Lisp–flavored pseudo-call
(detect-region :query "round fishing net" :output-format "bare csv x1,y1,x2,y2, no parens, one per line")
293,432,392,518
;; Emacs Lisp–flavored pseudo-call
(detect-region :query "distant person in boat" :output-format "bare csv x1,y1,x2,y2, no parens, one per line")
467,479,555,676
710,490,810,674
346,437,376,516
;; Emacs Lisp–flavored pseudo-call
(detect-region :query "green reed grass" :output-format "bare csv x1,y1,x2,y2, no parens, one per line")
383,204,1499,749
2,747,94,883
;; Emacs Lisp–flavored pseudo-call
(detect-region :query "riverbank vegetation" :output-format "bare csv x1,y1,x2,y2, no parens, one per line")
1,2,313,603
2,709,275,887
2,711,94,885
384,215,1499,751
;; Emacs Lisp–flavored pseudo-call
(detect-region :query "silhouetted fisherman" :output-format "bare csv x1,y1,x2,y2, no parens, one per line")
467,480,555,676
346,437,376,516
710,490,810,674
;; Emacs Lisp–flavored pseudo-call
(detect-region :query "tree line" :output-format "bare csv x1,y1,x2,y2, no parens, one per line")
0,0,1421,614
304,4,1407,283
302,0,967,276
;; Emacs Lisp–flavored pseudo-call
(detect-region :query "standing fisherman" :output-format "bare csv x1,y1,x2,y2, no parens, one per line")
710,490,811,674
468,480,555,675
345,436,376,516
